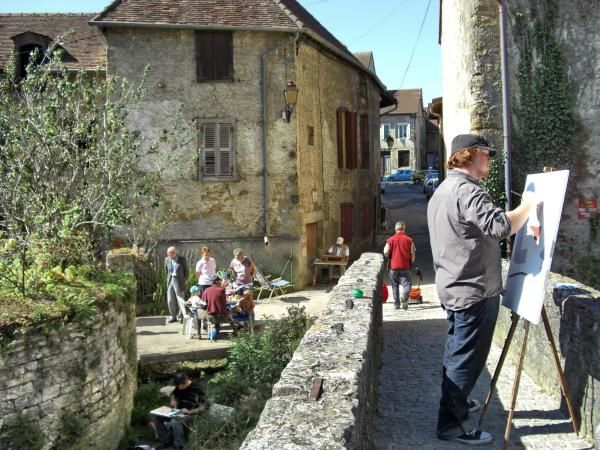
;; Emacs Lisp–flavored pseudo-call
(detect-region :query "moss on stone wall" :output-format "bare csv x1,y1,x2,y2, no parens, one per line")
512,1,577,190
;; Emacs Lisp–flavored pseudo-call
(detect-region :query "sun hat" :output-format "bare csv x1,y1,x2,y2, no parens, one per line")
190,285,199,293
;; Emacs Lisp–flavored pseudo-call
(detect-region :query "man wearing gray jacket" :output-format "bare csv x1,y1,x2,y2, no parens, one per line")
164,246,189,323
428,134,538,445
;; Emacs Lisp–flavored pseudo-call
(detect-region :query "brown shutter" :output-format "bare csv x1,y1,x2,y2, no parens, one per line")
196,31,233,81
214,31,233,80
344,111,352,169
340,203,353,244
336,109,344,168
350,112,358,169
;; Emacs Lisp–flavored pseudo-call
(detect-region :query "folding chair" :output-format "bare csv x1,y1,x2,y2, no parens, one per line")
176,296,196,338
254,268,293,300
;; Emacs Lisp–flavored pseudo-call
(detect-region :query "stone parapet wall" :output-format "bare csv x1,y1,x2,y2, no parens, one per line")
0,302,137,449
241,252,384,449
495,261,600,443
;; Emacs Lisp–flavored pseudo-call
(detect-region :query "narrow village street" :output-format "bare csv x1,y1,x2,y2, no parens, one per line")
375,182,591,449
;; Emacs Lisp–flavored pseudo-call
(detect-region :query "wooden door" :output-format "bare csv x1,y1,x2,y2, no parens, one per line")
306,222,318,263
340,203,354,244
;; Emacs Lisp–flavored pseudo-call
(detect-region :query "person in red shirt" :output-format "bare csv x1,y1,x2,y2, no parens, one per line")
383,221,416,310
198,275,229,339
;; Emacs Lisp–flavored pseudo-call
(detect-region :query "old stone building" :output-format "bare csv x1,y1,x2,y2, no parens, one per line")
379,88,428,172
90,0,393,287
439,0,600,278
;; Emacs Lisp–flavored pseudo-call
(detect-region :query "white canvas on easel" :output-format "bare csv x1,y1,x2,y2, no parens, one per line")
502,170,570,324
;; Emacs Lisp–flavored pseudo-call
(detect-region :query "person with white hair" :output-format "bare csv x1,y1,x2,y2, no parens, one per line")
229,248,256,292
164,246,189,323
383,221,416,310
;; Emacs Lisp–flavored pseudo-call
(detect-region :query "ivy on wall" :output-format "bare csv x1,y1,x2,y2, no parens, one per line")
511,0,577,191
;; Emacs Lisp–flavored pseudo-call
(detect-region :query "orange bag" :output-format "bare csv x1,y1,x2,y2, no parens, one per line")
382,283,389,303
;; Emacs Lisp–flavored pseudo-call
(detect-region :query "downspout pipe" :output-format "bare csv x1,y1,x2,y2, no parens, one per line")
497,0,512,212
260,34,297,236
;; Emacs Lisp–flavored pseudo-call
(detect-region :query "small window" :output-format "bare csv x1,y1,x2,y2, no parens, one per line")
195,31,233,82
380,123,391,140
396,123,409,140
359,75,368,99
198,119,235,180
307,125,314,146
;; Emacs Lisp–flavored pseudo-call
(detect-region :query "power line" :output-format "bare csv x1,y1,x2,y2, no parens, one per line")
399,0,432,89
305,0,334,5
348,0,411,46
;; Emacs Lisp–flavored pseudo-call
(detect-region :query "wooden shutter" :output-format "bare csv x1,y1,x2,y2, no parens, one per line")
202,123,217,177
345,111,352,169
218,123,232,177
214,31,233,80
340,203,353,244
350,112,358,169
196,31,233,81
336,109,344,168
360,114,369,169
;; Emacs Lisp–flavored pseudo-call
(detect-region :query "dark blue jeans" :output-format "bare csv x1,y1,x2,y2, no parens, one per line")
389,269,411,305
437,296,500,433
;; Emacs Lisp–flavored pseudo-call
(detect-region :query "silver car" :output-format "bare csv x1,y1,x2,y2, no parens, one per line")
424,177,439,199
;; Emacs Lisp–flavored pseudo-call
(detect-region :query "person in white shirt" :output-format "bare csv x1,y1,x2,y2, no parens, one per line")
327,237,350,261
195,246,216,294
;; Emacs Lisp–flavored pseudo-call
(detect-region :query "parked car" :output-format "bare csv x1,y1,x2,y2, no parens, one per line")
412,169,438,184
424,177,439,199
422,171,439,192
385,169,414,182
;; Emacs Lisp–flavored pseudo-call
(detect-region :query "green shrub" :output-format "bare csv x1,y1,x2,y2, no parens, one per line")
131,382,163,427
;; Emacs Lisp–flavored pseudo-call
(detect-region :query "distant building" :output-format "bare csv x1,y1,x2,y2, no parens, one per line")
379,88,439,173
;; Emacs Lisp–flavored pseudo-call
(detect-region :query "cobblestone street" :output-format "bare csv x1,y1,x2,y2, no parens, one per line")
375,284,592,449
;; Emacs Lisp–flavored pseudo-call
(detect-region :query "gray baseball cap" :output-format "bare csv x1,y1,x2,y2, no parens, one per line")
451,134,497,157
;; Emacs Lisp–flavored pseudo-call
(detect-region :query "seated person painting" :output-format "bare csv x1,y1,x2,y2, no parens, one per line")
327,236,350,261
152,372,205,450
197,275,229,340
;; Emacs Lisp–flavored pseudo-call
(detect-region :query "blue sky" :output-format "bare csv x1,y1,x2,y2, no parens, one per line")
0,0,442,103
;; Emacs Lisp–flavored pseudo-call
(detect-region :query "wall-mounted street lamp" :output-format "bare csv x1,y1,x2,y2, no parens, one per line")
386,135,394,150
283,80,298,122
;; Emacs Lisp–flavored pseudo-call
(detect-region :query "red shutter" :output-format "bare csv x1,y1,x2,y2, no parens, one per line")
340,203,353,244
336,109,344,168
345,111,352,169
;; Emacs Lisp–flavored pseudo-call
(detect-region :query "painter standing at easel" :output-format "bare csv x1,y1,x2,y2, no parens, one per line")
428,134,540,445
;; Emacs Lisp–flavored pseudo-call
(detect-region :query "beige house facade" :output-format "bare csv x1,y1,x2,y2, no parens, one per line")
91,0,392,287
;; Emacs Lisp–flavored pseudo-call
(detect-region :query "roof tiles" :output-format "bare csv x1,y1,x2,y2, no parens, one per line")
0,13,106,70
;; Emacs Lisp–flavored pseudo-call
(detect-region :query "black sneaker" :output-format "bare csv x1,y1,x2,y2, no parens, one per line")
394,303,400,310
167,318,178,323
468,399,481,413
438,428,492,445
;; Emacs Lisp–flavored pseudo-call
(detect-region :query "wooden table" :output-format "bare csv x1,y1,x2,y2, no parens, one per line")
312,259,348,286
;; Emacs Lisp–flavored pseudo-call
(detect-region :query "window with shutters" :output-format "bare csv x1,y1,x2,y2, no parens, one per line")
336,108,358,170
340,203,354,244
198,119,236,180
195,31,233,82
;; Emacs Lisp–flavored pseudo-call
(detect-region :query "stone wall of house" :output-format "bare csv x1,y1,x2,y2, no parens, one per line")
494,262,600,443
241,252,384,450
440,0,600,273
294,40,381,286
104,27,308,282
0,303,136,449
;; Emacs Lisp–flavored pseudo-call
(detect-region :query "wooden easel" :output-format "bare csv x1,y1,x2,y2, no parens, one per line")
477,307,580,449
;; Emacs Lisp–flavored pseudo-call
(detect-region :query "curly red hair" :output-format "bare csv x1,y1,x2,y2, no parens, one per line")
447,148,479,169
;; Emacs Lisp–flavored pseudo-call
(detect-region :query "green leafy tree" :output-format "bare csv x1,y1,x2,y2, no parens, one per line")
0,49,183,295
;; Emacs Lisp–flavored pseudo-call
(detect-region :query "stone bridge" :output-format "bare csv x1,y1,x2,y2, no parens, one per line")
241,252,598,449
